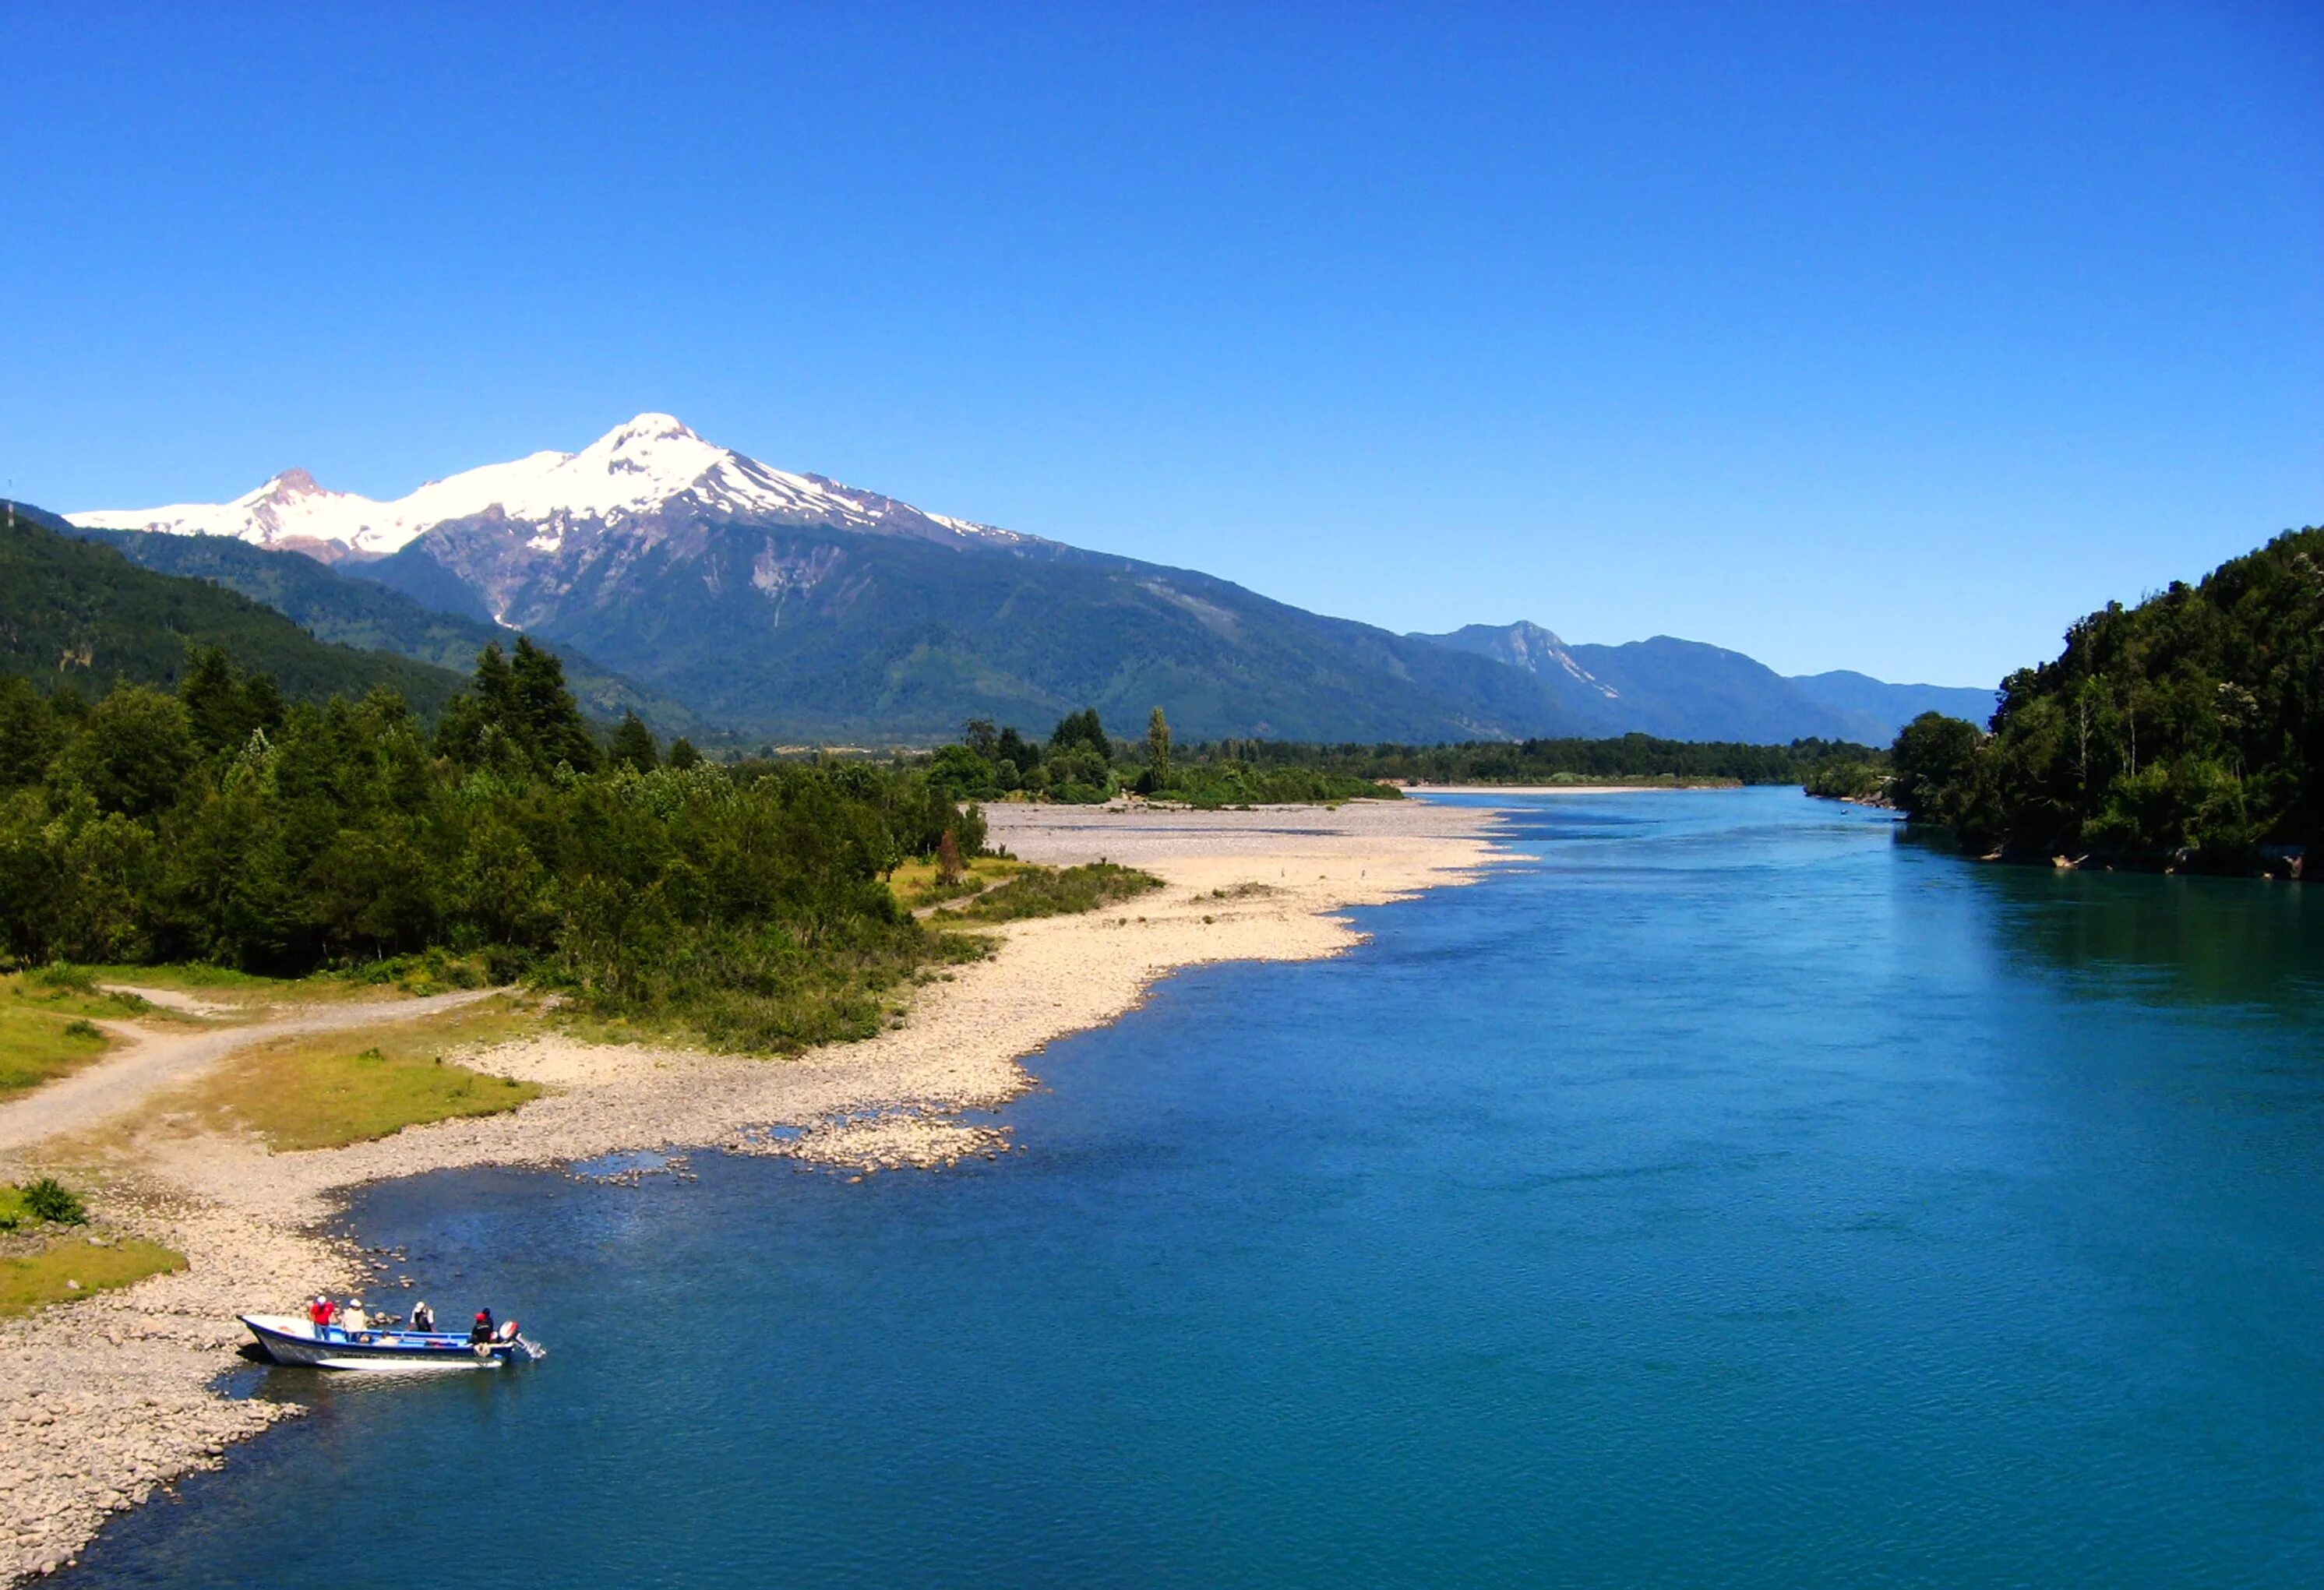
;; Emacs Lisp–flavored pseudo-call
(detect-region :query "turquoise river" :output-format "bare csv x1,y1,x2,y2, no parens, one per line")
63,790,2324,1586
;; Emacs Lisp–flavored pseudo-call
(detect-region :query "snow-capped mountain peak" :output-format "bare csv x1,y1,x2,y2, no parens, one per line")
70,414,1035,561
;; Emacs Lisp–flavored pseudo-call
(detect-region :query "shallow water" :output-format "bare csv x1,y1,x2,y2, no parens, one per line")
69,790,2324,1586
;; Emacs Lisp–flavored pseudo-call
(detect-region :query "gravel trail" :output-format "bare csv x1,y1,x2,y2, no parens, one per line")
0,989,501,1160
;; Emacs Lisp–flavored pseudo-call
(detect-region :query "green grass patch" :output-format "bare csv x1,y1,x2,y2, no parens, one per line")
182,996,545,1151
884,856,1035,911
76,961,288,992
951,862,1166,922
80,960,432,1008
0,971,147,1098
0,1233,186,1317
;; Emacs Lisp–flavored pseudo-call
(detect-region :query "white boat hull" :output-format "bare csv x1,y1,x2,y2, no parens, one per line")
240,1314,535,1371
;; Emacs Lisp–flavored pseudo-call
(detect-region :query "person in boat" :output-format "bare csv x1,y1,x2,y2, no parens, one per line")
469,1309,495,1345
341,1299,371,1338
307,1295,331,1334
409,1300,435,1332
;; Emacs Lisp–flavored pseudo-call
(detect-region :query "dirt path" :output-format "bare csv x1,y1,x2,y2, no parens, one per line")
0,989,501,1162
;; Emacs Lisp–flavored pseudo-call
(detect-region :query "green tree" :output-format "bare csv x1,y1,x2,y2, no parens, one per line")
609,711,660,772
511,638,598,773
666,737,703,770
1144,706,1173,789
56,684,197,819
0,678,61,789
178,645,282,759
1889,712,1982,827
927,743,996,799
1049,707,1107,757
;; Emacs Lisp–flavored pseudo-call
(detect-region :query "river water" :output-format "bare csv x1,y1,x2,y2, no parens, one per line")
66,790,2324,1586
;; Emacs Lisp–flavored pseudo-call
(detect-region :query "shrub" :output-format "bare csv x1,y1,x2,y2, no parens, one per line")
19,1176,87,1226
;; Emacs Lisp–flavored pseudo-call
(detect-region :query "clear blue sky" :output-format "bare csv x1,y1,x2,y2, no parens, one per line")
4,2,2318,688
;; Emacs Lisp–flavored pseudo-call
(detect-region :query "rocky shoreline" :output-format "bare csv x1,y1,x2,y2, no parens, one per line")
0,798,1505,1583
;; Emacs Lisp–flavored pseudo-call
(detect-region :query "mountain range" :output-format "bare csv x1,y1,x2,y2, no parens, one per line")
1413,622,1994,746
66,416,1994,746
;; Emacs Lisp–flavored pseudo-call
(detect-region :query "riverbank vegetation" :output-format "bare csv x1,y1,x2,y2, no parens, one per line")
0,643,1000,1053
918,710,1403,806
915,709,1868,803
951,862,1166,922
1881,527,2320,873
1239,734,1875,787
1802,756,1892,802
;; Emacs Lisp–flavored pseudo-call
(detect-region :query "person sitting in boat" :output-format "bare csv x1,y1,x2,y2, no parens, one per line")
469,1309,495,1345
409,1300,435,1332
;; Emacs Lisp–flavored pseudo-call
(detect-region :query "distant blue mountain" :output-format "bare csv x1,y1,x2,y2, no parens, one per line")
1409,623,1991,744
1785,670,1998,740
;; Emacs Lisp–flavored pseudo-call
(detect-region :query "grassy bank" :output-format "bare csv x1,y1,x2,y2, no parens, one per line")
0,970,156,1098
0,1232,186,1317
176,996,544,1151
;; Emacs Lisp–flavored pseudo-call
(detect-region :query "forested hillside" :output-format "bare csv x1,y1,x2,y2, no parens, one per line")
360,516,1588,745
1888,526,2322,869
2,505,464,714
71,525,701,736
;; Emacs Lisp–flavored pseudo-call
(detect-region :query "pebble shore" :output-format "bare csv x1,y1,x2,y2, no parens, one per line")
0,797,1504,1582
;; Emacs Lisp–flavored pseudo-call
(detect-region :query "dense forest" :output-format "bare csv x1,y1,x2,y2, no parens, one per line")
919,710,1399,807
1885,526,2321,872
0,641,988,1050
910,708,1878,805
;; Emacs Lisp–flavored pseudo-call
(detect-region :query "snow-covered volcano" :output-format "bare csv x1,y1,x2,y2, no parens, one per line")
70,414,1036,561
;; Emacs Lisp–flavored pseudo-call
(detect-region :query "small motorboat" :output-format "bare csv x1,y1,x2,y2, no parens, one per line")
240,1313,546,1371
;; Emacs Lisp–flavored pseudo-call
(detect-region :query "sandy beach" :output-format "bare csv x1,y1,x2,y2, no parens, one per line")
0,796,1503,1582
